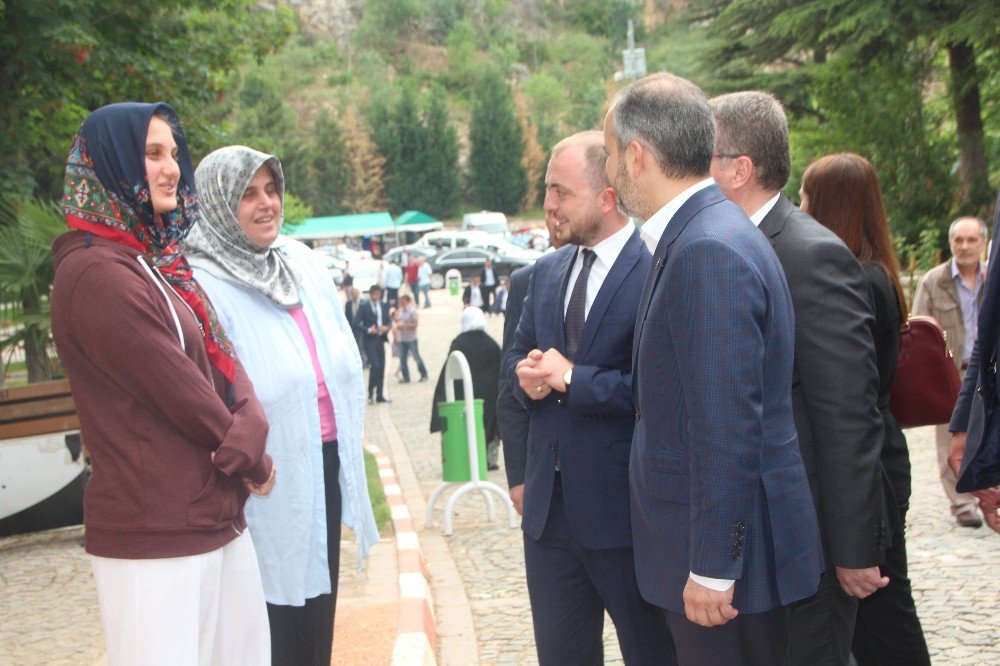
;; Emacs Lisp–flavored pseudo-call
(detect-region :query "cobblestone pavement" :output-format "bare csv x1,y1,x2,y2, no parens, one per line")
3,289,999,666
370,294,1000,666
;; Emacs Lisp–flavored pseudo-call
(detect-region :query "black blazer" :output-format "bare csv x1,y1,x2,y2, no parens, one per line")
497,264,533,488
462,283,488,310
353,298,391,342
759,194,887,567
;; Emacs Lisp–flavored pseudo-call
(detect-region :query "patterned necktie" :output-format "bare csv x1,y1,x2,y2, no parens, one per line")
565,248,597,360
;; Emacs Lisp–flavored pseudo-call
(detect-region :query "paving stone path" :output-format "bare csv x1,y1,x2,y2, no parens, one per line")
370,297,1000,666
2,290,999,665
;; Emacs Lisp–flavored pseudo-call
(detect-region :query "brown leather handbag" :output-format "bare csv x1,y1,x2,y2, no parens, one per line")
889,315,963,428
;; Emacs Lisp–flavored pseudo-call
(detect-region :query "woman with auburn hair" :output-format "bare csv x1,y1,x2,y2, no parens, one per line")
801,152,930,665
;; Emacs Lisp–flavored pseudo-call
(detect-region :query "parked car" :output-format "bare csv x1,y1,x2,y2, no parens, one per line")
461,211,508,236
382,245,436,266
349,259,383,292
411,230,492,252
425,246,534,289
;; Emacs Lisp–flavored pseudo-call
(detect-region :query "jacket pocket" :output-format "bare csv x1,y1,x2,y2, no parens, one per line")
187,471,238,528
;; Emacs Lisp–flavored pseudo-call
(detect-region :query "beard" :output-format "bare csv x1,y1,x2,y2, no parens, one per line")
563,208,603,247
613,157,648,221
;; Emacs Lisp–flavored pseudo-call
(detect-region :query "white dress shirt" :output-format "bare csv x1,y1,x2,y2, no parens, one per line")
748,192,781,227
637,177,736,593
563,221,637,318
639,178,715,252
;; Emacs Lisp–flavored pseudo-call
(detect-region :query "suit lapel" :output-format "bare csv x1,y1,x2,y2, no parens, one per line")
632,185,726,369
758,193,794,247
574,229,642,361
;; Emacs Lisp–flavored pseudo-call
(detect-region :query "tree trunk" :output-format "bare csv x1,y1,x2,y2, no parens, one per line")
947,42,992,217
21,291,52,384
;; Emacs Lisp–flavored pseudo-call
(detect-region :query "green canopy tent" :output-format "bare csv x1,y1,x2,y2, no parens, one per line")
282,212,396,242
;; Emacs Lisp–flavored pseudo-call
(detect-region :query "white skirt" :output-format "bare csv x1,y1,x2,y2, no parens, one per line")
91,530,270,666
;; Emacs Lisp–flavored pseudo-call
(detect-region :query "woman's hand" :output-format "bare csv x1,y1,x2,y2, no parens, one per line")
246,465,277,496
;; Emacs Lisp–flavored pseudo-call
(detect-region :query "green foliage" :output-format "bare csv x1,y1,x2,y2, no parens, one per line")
469,69,527,215
363,450,392,534
370,84,460,218
0,199,65,384
565,0,645,42
281,192,313,226
0,0,295,200
356,0,428,48
691,0,998,240
789,50,953,243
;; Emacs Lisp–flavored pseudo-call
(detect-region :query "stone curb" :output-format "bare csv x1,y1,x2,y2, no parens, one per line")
364,441,438,666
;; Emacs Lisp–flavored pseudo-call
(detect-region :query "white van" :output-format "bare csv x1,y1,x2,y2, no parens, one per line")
461,211,509,236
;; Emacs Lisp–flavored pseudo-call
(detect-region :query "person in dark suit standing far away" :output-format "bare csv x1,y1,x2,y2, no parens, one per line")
605,73,823,665
498,212,565,514
708,91,890,666
353,285,392,404
505,130,675,665
480,257,498,311
462,273,487,311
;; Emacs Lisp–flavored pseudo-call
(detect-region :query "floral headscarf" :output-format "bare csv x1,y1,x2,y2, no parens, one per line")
63,102,236,383
185,145,300,307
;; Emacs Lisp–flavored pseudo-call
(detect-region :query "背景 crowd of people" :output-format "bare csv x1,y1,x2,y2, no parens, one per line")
51,70,998,666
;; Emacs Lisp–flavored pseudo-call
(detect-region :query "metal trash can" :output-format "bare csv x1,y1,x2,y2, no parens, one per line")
446,269,462,296
437,399,487,482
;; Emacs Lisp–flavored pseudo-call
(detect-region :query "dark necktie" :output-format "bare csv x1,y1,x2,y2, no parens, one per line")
565,248,596,360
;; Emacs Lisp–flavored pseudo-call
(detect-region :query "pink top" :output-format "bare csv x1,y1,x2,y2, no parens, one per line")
288,306,338,442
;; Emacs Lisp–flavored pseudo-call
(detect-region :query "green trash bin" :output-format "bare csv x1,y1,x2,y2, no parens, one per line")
447,270,461,296
438,399,487,481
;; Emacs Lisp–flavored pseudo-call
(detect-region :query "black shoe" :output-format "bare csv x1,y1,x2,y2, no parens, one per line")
487,462,500,471
418,376,428,382
367,397,374,405
400,379,411,384
956,509,983,528
376,397,392,403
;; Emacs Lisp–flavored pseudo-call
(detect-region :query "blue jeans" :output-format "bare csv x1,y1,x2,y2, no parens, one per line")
419,285,431,308
399,340,427,381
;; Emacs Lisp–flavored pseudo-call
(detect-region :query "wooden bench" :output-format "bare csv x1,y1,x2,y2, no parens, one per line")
0,379,80,440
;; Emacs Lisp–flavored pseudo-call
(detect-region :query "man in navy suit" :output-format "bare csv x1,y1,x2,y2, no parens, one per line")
505,131,675,664
604,73,823,664
498,212,564,515
353,285,392,404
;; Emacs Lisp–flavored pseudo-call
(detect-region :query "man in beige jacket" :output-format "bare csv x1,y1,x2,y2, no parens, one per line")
913,216,988,528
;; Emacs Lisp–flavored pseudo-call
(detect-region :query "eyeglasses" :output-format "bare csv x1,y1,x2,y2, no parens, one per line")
713,153,743,159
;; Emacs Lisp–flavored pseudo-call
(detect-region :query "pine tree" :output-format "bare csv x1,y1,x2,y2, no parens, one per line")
421,92,460,219
469,69,528,215
309,111,352,216
341,109,388,214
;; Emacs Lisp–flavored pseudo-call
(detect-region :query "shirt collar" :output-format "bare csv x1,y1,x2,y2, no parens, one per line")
749,193,781,227
583,220,636,268
951,258,984,284
640,178,715,244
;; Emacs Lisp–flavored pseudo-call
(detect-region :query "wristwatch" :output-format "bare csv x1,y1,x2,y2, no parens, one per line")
563,367,573,388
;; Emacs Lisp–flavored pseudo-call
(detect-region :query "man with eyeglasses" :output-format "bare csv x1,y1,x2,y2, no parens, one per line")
710,91,892,666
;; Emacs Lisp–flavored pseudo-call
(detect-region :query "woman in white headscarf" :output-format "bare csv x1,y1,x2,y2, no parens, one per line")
184,145,378,666
430,307,503,469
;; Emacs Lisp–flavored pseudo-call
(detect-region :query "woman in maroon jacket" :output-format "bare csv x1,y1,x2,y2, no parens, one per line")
51,103,275,666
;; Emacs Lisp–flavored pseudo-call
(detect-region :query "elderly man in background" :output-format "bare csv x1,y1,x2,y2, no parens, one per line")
913,216,988,528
